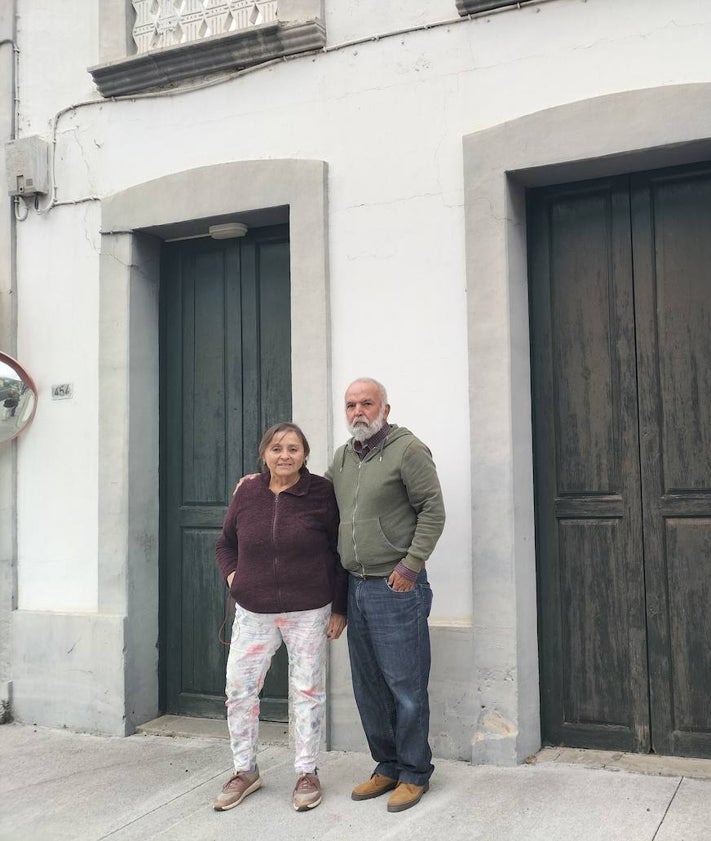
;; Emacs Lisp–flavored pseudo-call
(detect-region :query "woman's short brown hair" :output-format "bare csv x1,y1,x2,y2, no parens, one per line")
257,422,310,472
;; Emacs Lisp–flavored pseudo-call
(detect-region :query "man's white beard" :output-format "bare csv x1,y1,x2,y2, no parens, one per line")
348,408,386,443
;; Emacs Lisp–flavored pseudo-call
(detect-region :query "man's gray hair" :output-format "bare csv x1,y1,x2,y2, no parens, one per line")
350,377,388,406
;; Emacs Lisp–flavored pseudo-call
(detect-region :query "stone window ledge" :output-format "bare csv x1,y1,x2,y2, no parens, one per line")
456,0,532,15
89,19,325,97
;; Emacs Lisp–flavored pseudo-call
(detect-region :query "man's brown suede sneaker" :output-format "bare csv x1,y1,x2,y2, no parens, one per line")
386,781,429,812
351,773,398,801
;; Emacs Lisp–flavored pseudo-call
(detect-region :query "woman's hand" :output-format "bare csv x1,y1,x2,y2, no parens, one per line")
327,613,346,640
227,572,235,587
233,473,259,495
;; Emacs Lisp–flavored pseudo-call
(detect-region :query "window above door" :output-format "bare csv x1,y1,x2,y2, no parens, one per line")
89,0,326,97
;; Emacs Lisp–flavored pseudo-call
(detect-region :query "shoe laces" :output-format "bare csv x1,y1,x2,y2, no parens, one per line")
227,770,254,787
295,772,318,791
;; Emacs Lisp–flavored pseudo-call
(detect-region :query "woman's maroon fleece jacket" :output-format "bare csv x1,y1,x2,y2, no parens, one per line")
216,469,348,616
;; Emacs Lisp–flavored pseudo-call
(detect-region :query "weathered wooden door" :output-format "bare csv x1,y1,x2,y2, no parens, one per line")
160,225,291,720
530,163,711,758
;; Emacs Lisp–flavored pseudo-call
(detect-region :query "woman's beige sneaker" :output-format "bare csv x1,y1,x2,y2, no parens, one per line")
213,767,262,811
292,772,322,811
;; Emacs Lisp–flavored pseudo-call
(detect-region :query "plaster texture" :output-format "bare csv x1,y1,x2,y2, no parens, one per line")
10,612,127,733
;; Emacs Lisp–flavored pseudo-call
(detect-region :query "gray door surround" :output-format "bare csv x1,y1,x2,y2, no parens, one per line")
10,160,331,735
462,83,711,764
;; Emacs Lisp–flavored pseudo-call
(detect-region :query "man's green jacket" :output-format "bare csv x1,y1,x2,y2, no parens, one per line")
326,425,445,578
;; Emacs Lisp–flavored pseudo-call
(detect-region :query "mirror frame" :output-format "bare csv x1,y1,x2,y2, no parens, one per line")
0,351,38,442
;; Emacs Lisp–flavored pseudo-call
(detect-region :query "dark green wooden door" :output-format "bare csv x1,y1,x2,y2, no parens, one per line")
530,163,711,758
160,225,291,720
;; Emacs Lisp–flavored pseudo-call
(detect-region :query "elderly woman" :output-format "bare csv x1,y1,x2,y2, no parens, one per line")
214,422,347,813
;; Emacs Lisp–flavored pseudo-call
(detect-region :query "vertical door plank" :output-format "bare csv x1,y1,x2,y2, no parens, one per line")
162,247,184,713
530,177,649,751
224,243,244,495
258,239,291,431
161,227,292,720
189,249,227,504
631,165,711,757
249,231,291,720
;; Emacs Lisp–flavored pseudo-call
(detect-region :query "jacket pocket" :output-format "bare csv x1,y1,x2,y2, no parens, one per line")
338,521,356,563
355,517,409,556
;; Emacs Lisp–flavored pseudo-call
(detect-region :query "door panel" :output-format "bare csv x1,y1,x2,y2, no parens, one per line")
161,227,291,720
181,528,227,710
665,520,711,742
550,191,619,495
532,164,711,758
631,166,711,756
529,178,649,751
558,520,637,729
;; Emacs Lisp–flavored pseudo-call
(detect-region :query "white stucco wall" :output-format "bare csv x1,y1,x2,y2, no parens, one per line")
5,0,711,753
16,206,101,612
14,0,711,620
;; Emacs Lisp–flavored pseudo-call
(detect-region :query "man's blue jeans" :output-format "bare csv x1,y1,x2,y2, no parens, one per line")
347,571,434,787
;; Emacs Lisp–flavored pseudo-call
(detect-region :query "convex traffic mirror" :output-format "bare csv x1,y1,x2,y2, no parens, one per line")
0,352,37,442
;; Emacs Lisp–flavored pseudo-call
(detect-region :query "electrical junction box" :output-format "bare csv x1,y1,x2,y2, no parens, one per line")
5,136,50,197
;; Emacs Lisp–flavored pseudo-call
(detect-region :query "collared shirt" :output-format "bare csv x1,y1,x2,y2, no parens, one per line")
353,422,392,461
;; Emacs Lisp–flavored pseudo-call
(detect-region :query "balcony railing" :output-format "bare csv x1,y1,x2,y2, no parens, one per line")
132,0,278,54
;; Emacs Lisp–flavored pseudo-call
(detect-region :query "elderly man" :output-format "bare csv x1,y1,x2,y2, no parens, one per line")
326,377,445,813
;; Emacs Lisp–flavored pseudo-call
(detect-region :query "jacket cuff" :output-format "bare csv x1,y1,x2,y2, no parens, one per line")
396,560,420,581
402,555,425,573
332,597,348,616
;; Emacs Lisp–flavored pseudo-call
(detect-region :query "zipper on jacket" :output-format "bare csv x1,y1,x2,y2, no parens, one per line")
352,459,366,577
272,493,283,610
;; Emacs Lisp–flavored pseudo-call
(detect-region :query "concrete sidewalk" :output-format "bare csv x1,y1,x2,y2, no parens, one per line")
2,722,711,841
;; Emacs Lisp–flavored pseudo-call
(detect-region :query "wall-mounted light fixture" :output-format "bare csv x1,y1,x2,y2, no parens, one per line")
209,222,248,239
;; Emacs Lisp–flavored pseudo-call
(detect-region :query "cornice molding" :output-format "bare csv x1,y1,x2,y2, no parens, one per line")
89,19,325,97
